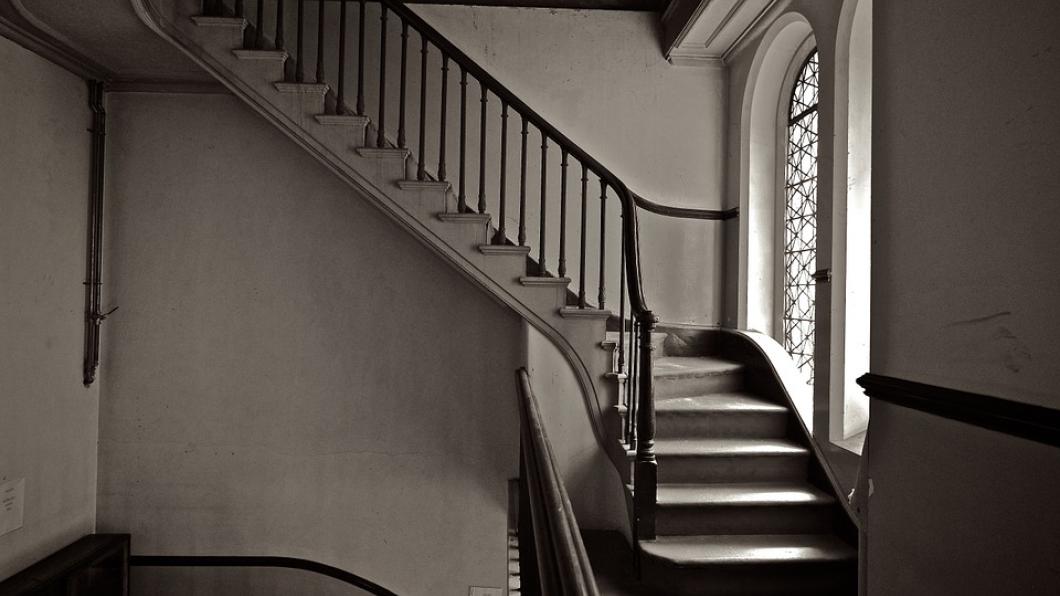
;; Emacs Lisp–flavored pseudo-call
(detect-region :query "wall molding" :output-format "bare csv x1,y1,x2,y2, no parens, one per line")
0,1,110,78
106,79,230,94
130,555,399,596
857,373,1060,449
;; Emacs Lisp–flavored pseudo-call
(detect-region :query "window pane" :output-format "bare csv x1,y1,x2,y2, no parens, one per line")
783,50,820,386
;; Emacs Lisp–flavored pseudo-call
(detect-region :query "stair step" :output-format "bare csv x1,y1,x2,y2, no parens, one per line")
479,244,531,256
655,438,809,483
191,16,247,29
641,533,855,566
356,147,409,160
519,276,570,287
655,482,836,536
315,114,369,127
654,357,745,397
399,179,450,192
639,534,856,596
437,212,490,224
275,82,328,94
559,307,611,319
656,393,788,438
232,49,287,61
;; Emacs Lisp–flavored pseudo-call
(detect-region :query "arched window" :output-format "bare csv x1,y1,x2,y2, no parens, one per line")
783,50,820,386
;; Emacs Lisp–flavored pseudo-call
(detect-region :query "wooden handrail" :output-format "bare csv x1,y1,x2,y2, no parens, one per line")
517,368,600,595
632,192,739,221
129,555,399,595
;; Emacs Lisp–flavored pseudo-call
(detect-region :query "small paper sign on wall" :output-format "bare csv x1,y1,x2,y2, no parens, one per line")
0,478,25,537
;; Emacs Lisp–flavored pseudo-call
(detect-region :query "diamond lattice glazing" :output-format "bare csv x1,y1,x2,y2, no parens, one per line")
783,51,819,386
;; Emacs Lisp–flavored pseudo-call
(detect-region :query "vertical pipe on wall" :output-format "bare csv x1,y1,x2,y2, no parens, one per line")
83,81,107,386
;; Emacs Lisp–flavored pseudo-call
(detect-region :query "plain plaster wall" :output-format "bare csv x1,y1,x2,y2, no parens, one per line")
864,2,1060,593
0,35,100,580
865,402,1060,595
871,0,1060,408
95,92,523,595
524,325,629,534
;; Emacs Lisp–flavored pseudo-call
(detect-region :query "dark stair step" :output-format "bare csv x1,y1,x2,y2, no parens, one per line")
656,482,836,535
656,392,789,439
639,534,857,596
653,357,745,398
655,438,809,483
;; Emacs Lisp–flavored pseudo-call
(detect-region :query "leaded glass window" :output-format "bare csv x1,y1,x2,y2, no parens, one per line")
783,50,819,386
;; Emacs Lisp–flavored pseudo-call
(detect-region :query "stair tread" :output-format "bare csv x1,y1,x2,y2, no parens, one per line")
640,534,855,566
655,437,807,457
654,357,743,378
656,482,834,507
657,392,787,414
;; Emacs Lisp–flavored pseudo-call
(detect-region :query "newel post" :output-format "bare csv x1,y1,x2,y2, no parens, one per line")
634,309,658,540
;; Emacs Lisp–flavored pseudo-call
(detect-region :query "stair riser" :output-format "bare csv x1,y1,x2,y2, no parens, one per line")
656,411,788,439
641,560,856,596
657,454,808,483
655,372,743,399
655,504,834,536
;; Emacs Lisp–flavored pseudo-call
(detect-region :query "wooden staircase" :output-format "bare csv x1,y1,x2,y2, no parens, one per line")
131,1,858,593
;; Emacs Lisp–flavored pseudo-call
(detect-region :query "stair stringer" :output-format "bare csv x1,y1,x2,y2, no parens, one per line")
129,0,624,464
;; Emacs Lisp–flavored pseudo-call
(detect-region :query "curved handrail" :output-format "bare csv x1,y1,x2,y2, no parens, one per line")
633,192,739,221
130,555,400,595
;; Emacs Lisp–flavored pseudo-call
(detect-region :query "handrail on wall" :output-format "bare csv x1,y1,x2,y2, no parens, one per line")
516,368,600,596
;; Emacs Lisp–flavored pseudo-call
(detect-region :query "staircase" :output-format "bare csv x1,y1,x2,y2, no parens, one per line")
131,0,857,593
635,343,856,595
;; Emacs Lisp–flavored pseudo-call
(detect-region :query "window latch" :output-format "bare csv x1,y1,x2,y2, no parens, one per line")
812,268,832,283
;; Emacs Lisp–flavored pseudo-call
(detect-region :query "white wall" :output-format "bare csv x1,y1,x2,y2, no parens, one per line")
866,2,1060,592
524,325,629,534
871,0,1060,408
866,401,1060,595
0,35,100,580
95,92,523,595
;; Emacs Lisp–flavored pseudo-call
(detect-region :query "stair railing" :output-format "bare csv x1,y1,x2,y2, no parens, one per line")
201,0,736,541
516,368,600,595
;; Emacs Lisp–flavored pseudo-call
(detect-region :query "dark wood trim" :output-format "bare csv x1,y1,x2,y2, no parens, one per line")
857,373,1060,449
632,192,738,220
0,534,130,595
105,79,230,94
129,555,399,596
401,0,664,11
0,3,111,79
